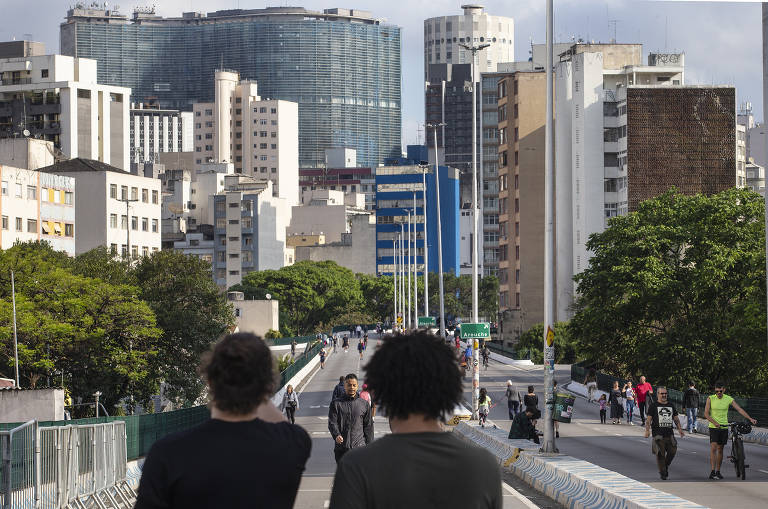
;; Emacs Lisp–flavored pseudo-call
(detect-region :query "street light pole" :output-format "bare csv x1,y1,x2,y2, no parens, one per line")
426,122,447,339
393,239,398,330
541,0,558,454
11,270,19,388
407,210,412,330
413,192,418,327
421,165,429,319
118,197,139,259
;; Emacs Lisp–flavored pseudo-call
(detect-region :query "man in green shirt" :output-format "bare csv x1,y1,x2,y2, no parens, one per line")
703,380,757,479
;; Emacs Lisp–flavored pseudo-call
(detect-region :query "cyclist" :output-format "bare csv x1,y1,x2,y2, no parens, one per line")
703,380,757,480
481,345,490,369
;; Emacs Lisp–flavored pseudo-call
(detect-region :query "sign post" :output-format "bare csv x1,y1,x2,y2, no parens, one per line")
418,316,436,328
460,322,490,418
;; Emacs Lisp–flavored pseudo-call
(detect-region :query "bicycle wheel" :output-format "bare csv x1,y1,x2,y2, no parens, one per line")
734,439,746,480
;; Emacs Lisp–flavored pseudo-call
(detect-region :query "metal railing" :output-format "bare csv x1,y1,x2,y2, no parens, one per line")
1,421,135,509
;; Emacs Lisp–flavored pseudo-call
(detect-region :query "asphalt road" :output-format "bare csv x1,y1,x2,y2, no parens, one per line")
470,356,768,509
291,332,544,509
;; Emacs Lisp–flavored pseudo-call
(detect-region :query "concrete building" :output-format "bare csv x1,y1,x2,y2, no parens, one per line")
746,160,765,195
130,103,193,164
295,214,377,274
555,45,735,320
172,231,214,265
228,291,280,337
423,5,514,81
288,189,369,244
0,137,54,170
212,175,290,288
61,6,402,169
193,71,299,206
0,162,76,255
299,166,375,211
0,43,130,170
40,158,161,256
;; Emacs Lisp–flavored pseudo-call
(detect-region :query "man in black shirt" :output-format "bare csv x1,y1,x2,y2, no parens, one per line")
644,386,685,480
329,331,502,509
682,381,700,433
328,373,373,463
135,333,311,509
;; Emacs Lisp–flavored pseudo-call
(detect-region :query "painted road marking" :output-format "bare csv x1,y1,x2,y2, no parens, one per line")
502,481,539,509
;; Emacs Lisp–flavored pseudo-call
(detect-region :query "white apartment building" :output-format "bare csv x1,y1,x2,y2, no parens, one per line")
0,163,76,255
747,160,765,195
424,5,514,80
289,189,369,244
737,123,747,187
160,162,231,238
41,158,161,256
193,71,299,206
0,51,130,170
129,103,193,164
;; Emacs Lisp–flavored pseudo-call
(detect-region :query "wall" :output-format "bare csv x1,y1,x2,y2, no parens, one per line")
295,215,376,274
0,388,65,422
288,204,347,243
232,299,279,337
0,138,54,170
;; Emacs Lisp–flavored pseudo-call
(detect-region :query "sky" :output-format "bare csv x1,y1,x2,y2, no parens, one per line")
1,0,763,148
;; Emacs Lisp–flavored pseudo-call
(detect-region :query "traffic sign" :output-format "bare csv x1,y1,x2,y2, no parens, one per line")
459,322,490,339
396,316,403,324
418,316,436,327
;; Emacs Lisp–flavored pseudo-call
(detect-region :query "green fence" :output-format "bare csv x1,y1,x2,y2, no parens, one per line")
571,362,768,424
269,335,316,346
279,341,322,388
485,341,531,360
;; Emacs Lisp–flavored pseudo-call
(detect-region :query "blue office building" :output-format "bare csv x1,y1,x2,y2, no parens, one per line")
375,147,460,276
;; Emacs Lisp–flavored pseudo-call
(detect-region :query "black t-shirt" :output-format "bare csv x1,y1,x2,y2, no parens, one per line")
647,402,678,437
523,394,538,409
329,432,501,509
135,418,311,509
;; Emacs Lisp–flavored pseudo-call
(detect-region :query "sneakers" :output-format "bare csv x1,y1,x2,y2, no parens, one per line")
660,469,668,480
714,471,724,480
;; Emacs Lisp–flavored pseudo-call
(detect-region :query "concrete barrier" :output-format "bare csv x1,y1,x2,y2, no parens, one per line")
454,422,707,509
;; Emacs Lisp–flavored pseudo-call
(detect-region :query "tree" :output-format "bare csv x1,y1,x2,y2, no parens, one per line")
315,310,377,333
358,274,395,322
516,322,579,364
132,250,235,406
570,188,768,395
427,272,498,322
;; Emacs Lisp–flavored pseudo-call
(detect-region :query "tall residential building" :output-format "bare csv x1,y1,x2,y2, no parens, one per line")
0,43,130,170
40,158,161,256
129,104,193,164
193,71,299,206
423,5,514,81
555,46,735,320
61,6,402,169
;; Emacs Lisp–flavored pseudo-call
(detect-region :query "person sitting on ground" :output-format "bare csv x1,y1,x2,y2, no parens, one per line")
329,331,502,509
508,406,540,444
135,333,311,509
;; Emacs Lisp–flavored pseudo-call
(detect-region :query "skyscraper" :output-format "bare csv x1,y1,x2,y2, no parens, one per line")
61,6,402,169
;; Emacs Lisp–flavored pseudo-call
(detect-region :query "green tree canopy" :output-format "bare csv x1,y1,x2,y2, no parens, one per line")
517,322,578,364
570,188,768,395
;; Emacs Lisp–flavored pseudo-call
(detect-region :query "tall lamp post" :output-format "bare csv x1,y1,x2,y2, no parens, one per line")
393,239,398,329
459,40,490,419
407,210,412,330
11,270,19,387
426,122,447,339
418,164,429,319
413,192,418,327
118,197,139,259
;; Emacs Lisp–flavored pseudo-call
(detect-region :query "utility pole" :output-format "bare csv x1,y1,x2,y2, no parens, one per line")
407,210,412,330
459,40,491,419
11,270,19,388
413,192,418,327
426,122,447,339
393,239,398,330
420,165,429,319
762,3,768,353
118,197,139,259
541,0,558,454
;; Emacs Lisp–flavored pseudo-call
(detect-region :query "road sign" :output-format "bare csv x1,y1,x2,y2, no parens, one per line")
546,326,555,347
397,316,403,324
418,316,436,327
459,322,490,339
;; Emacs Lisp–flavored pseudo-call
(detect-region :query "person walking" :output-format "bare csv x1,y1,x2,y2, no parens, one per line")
357,339,365,360
584,368,598,403
635,376,653,425
290,339,297,358
329,331,502,508
623,381,636,425
331,376,346,402
598,394,608,424
481,345,490,370
359,383,376,418
552,380,561,438
609,381,623,424
135,333,311,509
682,381,700,433
478,387,492,428
704,380,757,479
319,348,326,369
328,373,373,464
356,324,363,338
644,386,684,480
342,335,349,353
505,380,520,419
281,385,299,424
332,335,338,352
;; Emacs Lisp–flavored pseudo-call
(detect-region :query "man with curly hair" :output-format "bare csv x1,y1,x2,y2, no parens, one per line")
329,331,502,508
135,333,311,509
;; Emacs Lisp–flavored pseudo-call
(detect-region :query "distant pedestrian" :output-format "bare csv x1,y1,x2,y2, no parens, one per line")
623,381,636,425
329,331,502,508
356,325,363,338
522,386,539,417
358,340,364,359
363,333,368,349
332,335,338,352
359,383,376,418
331,376,345,403
290,340,297,358
135,333,311,509
509,406,539,444
584,368,598,403
682,381,700,433
319,348,326,369
478,387,492,428
342,335,349,353
281,385,299,424
505,380,520,419
328,374,373,464
598,394,608,424
644,386,684,480
481,345,490,369
635,376,654,425
609,381,623,424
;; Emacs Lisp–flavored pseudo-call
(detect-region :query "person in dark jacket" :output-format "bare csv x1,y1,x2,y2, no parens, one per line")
682,381,700,433
331,376,346,402
328,373,373,463
508,407,539,444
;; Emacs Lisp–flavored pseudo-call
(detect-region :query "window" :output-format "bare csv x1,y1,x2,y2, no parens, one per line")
152,190,158,204
131,187,138,201
15,217,22,230
142,217,148,231
260,107,267,113
260,131,267,137
121,215,128,229
141,188,148,203
131,216,138,230
65,224,73,237
15,183,22,197
271,132,277,138
27,185,36,200
65,192,73,205
27,219,37,233
120,186,128,200
260,143,268,149
142,246,149,257
1,181,7,195
131,246,138,259
110,243,117,255
217,251,226,262
110,214,118,228
242,251,252,263
205,109,213,116
242,217,252,228
121,245,128,258
270,108,277,114
151,219,158,232
1,216,7,230
41,69,49,78
229,270,240,276
228,219,239,225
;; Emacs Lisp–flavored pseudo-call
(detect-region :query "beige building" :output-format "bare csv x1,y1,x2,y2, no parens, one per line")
497,71,548,341
193,71,299,206
295,214,376,274
228,291,279,337
288,189,368,244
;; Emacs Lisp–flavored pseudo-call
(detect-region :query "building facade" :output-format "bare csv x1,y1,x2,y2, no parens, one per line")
60,6,402,169
130,104,193,164
0,49,130,170
193,71,299,206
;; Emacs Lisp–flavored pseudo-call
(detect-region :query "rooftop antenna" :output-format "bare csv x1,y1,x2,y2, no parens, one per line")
608,20,619,43
665,16,669,51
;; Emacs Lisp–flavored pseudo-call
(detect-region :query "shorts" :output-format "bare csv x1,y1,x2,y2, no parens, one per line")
709,428,729,445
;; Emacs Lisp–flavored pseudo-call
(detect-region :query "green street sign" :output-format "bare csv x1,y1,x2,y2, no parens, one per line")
418,316,436,326
459,322,490,339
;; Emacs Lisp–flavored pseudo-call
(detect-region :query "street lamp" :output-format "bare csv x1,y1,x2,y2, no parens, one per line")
426,122,447,340
412,191,418,328
393,239,398,330
460,40,491,419
407,210,412,330
418,163,429,320
118,197,139,260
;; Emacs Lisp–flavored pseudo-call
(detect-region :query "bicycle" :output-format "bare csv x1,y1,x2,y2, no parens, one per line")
482,355,489,370
725,421,752,480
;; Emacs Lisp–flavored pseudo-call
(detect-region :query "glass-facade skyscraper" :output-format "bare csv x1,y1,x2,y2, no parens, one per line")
60,6,402,168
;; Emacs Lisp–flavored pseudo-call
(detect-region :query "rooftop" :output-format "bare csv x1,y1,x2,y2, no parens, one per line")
37,158,128,175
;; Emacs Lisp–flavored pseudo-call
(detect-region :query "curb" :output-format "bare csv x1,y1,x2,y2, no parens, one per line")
454,422,708,509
